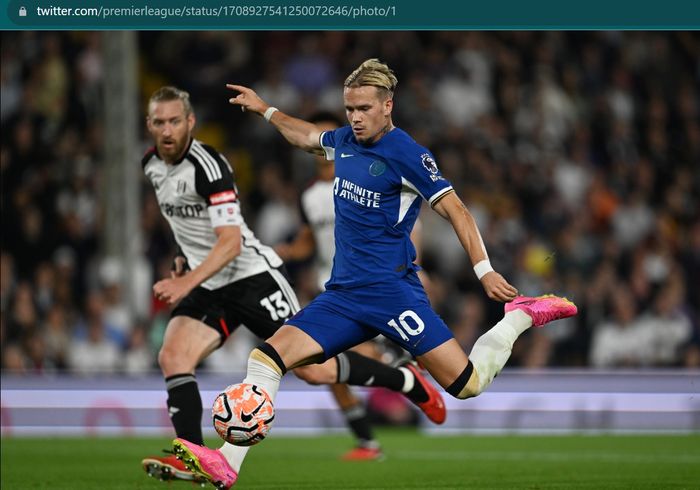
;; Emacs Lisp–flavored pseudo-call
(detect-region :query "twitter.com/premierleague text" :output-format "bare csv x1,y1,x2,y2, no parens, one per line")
34,4,397,20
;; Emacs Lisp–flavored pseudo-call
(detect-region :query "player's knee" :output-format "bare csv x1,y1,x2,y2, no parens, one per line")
293,365,333,385
157,345,179,373
158,342,199,374
445,360,482,400
249,342,288,376
448,384,481,400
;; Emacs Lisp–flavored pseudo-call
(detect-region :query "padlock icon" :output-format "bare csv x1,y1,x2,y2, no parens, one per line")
19,6,27,16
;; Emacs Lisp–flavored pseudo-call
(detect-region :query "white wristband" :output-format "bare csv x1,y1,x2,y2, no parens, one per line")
263,106,278,122
473,259,494,280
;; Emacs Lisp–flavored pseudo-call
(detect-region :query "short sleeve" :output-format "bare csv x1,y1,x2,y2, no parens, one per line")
319,130,337,161
189,142,243,227
190,143,237,203
395,149,453,207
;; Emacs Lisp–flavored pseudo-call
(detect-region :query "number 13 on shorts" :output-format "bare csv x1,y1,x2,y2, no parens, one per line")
259,290,291,322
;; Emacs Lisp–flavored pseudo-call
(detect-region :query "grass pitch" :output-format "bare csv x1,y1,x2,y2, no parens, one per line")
2,431,699,489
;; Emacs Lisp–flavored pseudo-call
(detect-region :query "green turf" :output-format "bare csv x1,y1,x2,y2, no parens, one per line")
2,432,699,489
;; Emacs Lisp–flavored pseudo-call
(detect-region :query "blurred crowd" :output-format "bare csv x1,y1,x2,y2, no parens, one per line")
1,31,699,376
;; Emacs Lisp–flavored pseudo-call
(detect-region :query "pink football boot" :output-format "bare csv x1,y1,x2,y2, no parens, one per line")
505,294,578,327
173,438,238,489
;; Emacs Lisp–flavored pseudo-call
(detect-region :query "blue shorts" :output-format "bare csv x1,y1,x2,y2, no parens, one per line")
285,272,454,360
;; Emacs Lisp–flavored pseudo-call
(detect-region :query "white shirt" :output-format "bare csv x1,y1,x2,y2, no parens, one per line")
143,139,282,290
299,179,335,291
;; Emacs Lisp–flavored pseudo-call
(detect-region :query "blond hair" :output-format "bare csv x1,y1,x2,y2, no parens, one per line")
148,86,193,116
344,58,398,100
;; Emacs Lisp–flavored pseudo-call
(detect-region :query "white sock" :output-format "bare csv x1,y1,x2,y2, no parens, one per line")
468,310,532,393
398,367,415,393
219,354,283,472
218,443,248,473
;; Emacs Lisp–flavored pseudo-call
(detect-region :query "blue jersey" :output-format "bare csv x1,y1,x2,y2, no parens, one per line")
320,126,453,288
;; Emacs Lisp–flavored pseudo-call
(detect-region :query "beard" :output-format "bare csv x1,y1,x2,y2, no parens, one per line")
157,137,188,162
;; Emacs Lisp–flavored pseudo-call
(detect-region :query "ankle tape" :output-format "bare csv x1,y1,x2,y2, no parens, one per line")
251,342,287,376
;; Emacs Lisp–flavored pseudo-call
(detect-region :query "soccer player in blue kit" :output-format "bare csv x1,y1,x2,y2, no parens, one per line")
174,59,578,489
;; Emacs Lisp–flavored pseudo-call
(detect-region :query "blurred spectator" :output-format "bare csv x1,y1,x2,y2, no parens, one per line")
0,253,16,311
122,324,154,376
635,279,693,366
612,191,655,250
67,292,122,375
97,257,134,344
283,34,336,96
33,262,55,315
2,343,28,373
0,45,22,123
32,34,69,134
74,291,127,347
590,287,652,368
42,304,71,370
5,282,39,346
254,164,301,245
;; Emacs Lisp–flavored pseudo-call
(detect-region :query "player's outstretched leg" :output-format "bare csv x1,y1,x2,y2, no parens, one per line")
141,450,208,484
173,438,238,490
466,294,577,396
427,294,577,401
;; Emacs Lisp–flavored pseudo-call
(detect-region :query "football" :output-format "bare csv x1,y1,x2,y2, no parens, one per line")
212,383,275,446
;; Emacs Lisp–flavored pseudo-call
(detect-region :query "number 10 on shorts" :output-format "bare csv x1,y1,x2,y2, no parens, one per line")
387,310,425,342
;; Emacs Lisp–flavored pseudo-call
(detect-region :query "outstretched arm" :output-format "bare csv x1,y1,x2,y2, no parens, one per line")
433,192,518,302
227,84,324,155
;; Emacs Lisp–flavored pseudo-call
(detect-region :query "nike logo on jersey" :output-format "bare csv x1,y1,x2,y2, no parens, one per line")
340,153,354,158
168,407,180,418
364,376,375,386
240,400,266,423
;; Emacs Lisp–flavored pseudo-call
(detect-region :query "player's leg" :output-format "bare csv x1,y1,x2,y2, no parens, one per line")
159,315,222,443
331,341,398,461
329,383,383,460
331,342,383,460
144,313,223,483
144,283,232,483
172,324,325,489
175,268,322,486
293,350,443,424
417,295,578,399
188,288,379,483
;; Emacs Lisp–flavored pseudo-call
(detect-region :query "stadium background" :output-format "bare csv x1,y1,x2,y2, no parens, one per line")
1,32,699,438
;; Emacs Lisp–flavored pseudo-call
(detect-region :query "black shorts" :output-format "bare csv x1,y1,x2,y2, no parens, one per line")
171,268,300,344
